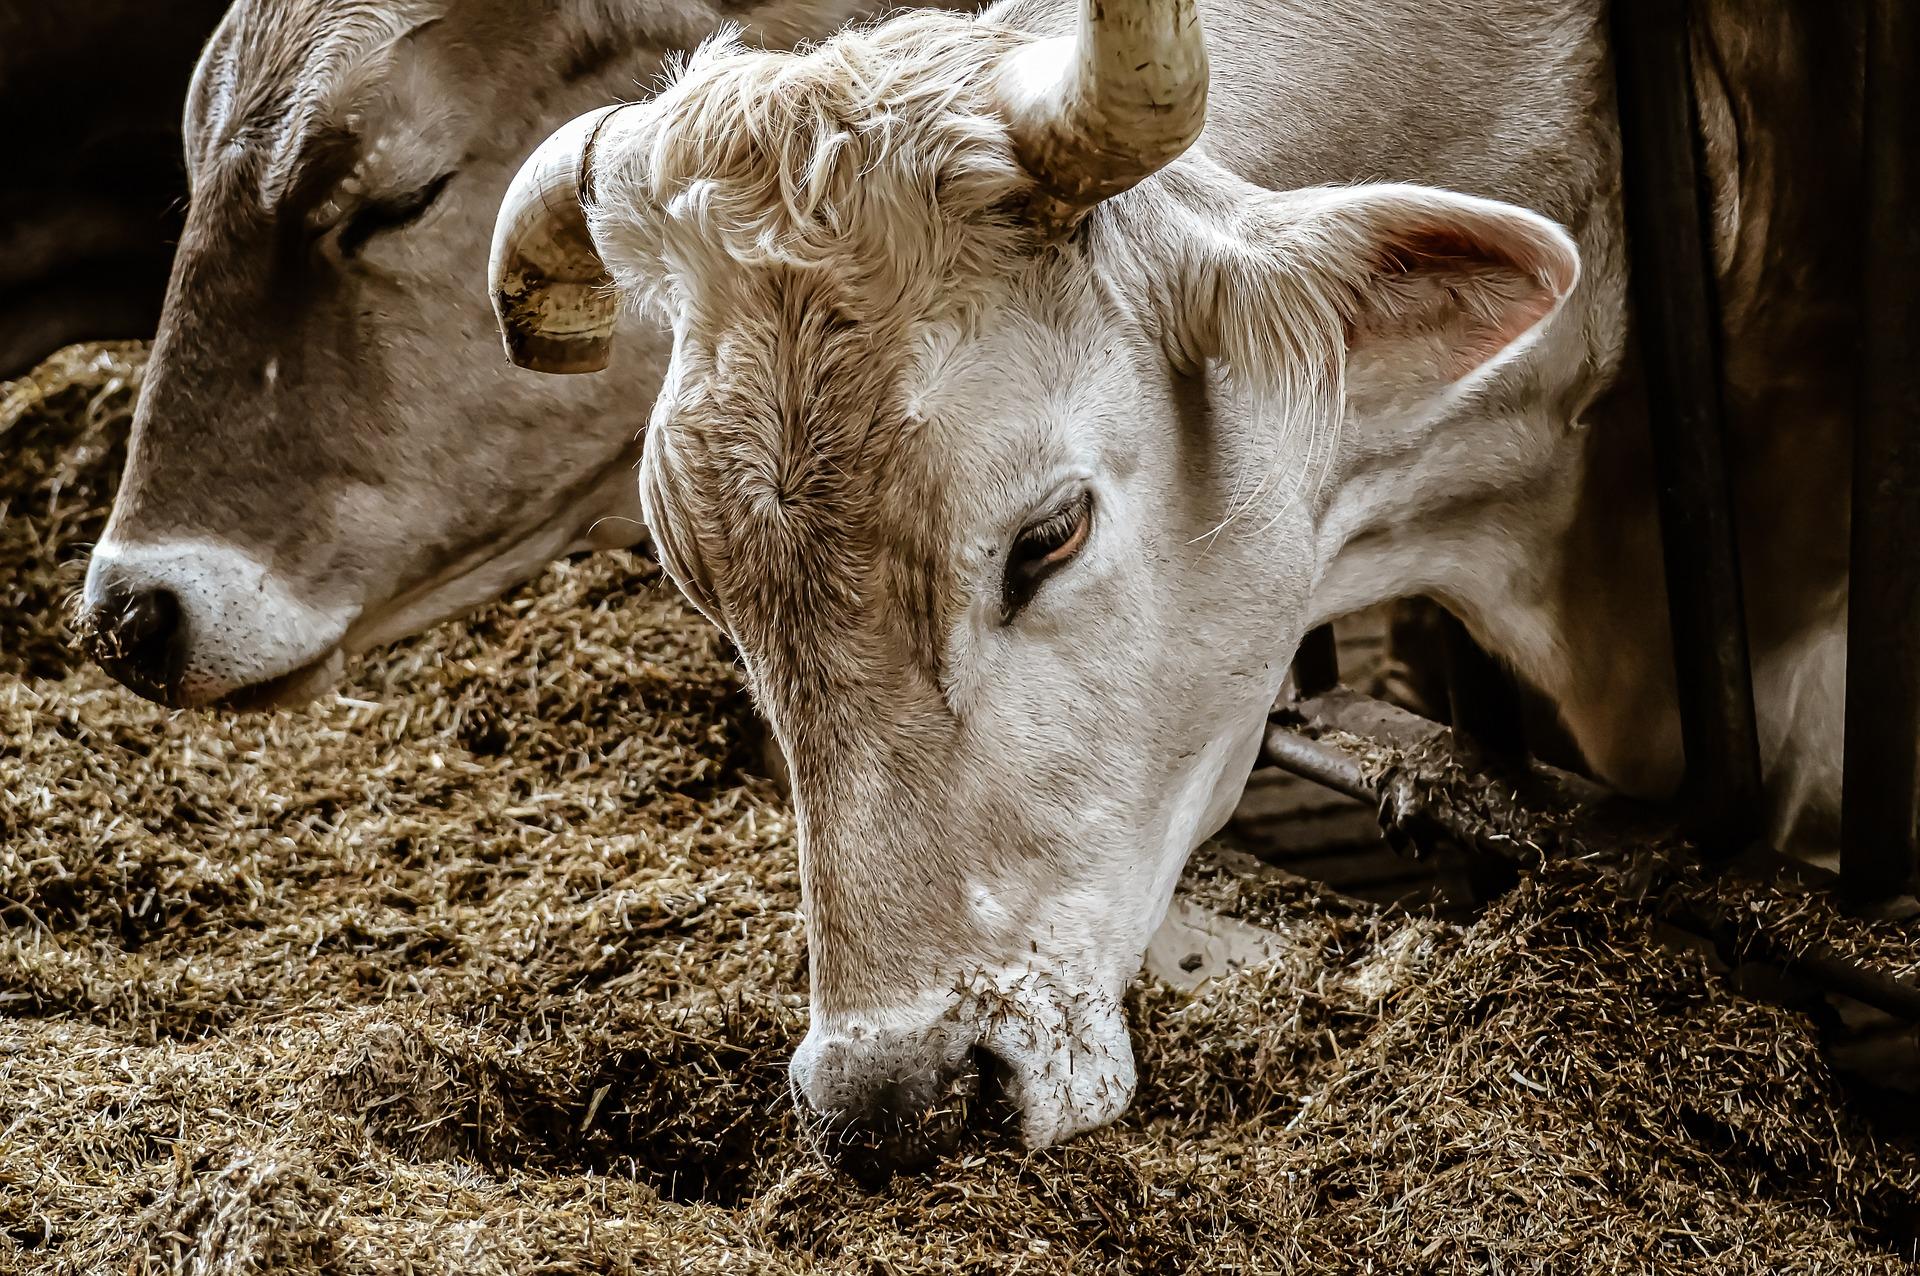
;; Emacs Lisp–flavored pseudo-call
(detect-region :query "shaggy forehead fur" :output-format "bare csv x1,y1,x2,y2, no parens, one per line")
655,276,956,730
593,12,1040,318
603,13,1058,743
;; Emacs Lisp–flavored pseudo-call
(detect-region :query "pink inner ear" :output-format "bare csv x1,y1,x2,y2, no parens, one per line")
1373,222,1568,381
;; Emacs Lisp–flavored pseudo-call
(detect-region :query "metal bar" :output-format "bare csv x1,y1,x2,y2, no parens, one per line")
1263,693,1920,1022
1284,687,1448,753
1440,611,1528,757
1841,0,1920,905
1260,731,1373,804
1291,623,1340,698
1662,887,1920,1023
1771,948,1920,1022
1609,0,1764,855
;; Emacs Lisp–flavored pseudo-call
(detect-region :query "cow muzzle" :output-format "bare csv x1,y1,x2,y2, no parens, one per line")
79,539,354,709
790,974,1137,1184
788,1021,985,1188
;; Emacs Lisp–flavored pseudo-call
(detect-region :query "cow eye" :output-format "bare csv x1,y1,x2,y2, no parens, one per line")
1002,488,1093,620
336,171,455,256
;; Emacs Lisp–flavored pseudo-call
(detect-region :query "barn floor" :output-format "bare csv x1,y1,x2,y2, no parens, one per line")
3,345,1919,1275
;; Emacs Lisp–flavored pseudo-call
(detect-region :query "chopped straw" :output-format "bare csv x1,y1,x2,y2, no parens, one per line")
2,345,1916,1274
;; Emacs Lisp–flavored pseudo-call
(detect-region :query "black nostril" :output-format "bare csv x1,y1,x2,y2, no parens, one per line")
811,1049,984,1190
84,585,184,704
115,588,178,654
967,1045,1020,1138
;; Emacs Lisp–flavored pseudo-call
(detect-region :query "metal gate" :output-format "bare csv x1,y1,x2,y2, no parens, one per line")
1261,0,1920,1024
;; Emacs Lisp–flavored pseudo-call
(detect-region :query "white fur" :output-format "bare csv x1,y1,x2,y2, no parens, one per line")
83,539,358,705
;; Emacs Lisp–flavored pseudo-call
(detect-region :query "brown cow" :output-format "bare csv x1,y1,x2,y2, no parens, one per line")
76,0,965,707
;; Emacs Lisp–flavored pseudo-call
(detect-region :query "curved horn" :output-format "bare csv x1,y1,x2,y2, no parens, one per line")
1000,0,1209,221
488,104,634,374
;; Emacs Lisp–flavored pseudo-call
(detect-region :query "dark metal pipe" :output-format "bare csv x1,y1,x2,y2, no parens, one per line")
1764,946,1920,1023
1841,0,1920,905
1262,696,1920,1023
1260,728,1374,804
1609,0,1764,855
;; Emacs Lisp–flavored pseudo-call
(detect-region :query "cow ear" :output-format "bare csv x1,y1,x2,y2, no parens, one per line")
1300,185,1581,409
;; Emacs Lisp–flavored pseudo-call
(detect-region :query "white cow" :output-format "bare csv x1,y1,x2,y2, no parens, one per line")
488,0,1855,1175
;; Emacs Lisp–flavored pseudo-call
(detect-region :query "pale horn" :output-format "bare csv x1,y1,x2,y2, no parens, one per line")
487,104,636,374
999,0,1209,227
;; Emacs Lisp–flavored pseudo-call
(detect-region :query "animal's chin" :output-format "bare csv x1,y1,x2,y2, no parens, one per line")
186,507,645,715
185,545,556,714
208,647,349,712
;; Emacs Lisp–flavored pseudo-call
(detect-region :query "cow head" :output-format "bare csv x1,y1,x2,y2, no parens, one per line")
76,0,922,708
492,0,1579,1172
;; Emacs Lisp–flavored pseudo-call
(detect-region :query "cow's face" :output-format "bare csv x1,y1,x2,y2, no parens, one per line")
75,0,910,708
642,259,1295,1164
496,9,1577,1173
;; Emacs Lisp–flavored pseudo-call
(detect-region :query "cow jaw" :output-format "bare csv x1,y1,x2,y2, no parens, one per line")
81,454,646,711
215,647,351,711
336,460,648,667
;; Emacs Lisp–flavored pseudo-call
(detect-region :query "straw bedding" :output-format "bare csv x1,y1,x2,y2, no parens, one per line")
2,344,1916,1274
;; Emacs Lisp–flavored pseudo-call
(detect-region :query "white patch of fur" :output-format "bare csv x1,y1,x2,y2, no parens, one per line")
84,539,358,706
584,12,1034,329
973,971,1135,1146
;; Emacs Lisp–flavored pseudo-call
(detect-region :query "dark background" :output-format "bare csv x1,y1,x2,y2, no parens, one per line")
0,0,229,378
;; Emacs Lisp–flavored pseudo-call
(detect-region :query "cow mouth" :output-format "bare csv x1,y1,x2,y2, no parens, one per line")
210,646,349,712
200,519,621,713
173,455,647,714
187,528,560,714
189,532,565,714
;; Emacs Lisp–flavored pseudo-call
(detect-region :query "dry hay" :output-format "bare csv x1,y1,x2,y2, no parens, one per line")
2,343,1917,1275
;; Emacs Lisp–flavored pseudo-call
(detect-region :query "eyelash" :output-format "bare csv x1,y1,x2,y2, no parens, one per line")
1017,504,1082,555
335,171,455,256
1002,489,1093,621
